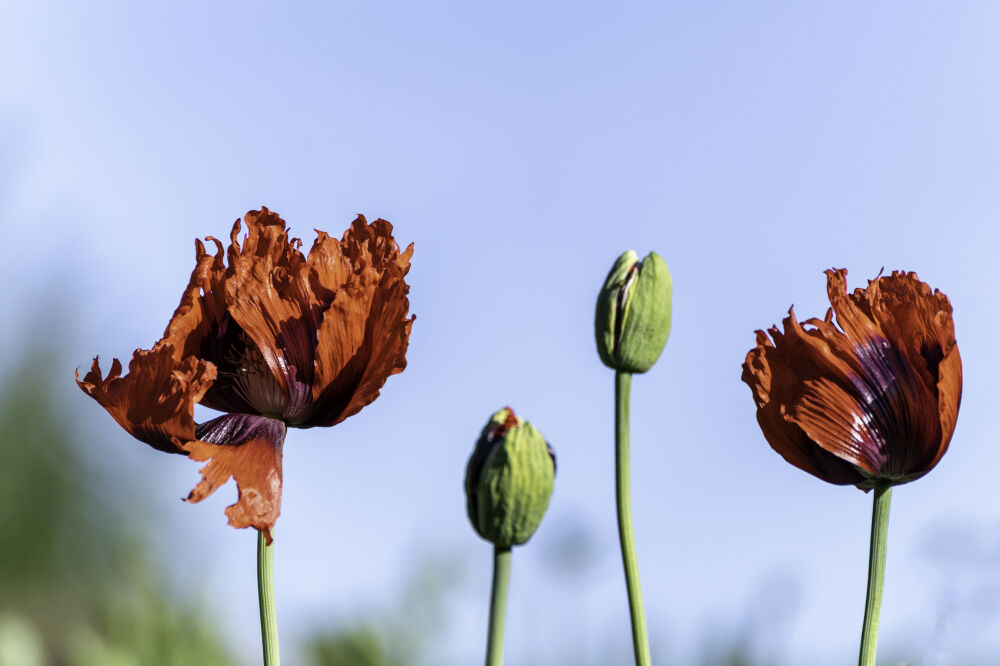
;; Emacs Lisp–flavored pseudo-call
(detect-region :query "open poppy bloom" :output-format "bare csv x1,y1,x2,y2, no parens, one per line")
741,268,961,489
77,208,414,541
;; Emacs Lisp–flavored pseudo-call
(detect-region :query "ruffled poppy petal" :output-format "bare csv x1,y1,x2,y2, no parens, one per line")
935,346,962,463
156,236,261,416
845,270,963,470
184,413,286,542
78,209,414,539
842,271,953,390
333,269,413,423
777,314,884,471
222,208,315,420
76,344,216,454
303,216,414,427
823,270,947,483
823,269,883,350
161,236,228,363
743,327,869,485
742,268,961,489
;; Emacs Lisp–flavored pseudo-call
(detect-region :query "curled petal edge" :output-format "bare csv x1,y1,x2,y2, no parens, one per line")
76,345,216,455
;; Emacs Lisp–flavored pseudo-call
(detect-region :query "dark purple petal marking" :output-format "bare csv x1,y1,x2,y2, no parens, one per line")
195,413,286,448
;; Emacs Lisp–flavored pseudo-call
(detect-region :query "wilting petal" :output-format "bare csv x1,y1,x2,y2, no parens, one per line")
742,269,962,489
935,347,962,466
330,269,413,424
221,208,314,420
158,234,263,416
76,345,216,454
836,269,963,470
302,216,414,427
77,209,414,539
161,236,228,364
184,414,286,542
743,325,872,486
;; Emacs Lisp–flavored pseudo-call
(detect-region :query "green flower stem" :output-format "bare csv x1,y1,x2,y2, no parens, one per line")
485,546,512,666
615,371,651,666
858,484,892,666
257,530,280,666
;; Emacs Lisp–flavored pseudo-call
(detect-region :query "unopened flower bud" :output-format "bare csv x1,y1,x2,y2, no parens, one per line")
464,407,555,548
595,250,672,373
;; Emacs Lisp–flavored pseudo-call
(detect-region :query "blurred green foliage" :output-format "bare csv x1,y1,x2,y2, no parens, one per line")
307,626,403,666
0,350,236,666
304,557,463,666
0,345,772,665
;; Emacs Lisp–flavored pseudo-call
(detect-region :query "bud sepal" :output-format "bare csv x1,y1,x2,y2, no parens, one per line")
595,250,672,374
465,407,555,548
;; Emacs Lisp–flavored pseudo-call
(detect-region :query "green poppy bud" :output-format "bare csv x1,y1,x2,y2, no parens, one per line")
595,250,673,373
464,407,556,548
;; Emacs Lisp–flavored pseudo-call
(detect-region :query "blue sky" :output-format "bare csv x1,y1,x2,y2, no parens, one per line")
3,2,1000,663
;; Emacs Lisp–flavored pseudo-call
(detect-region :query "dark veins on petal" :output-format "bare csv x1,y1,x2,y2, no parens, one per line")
274,318,313,422
848,336,941,480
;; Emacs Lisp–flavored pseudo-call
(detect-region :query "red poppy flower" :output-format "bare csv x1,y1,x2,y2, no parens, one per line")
77,208,414,541
741,269,961,489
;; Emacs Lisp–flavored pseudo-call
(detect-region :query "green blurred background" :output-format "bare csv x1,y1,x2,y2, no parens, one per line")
5,1,1000,664
0,340,776,665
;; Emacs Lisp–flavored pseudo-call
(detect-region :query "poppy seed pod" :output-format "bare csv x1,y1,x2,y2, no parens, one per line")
595,250,673,374
465,408,555,548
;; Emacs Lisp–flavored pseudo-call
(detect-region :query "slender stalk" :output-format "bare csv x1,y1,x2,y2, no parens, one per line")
858,484,892,666
615,371,651,666
485,546,512,666
257,530,280,666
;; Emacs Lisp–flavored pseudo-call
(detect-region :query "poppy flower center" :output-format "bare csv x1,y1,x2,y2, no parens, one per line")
228,341,289,420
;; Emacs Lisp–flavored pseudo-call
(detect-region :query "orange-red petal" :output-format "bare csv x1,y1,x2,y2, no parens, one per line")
743,323,872,485
161,236,228,363
78,209,414,539
76,344,216,454
224,209,316,389
156,233,268,416
835,269,963,470
742,269,961,489
184,414,286,542
303,215,414,427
